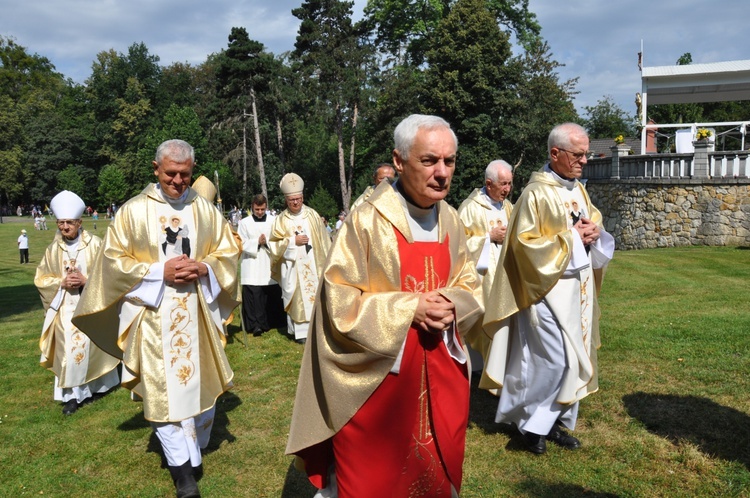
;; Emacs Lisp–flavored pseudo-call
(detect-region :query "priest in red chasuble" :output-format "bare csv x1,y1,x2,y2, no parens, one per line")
286,114,482,497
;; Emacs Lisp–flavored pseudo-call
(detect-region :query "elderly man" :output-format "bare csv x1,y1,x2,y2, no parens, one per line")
35,191,120,415
73,139,240,498
287,114,482,497
350,163,396,211
457,159,514,374
238,194,285,336
269,173,331,344
482,123,614,455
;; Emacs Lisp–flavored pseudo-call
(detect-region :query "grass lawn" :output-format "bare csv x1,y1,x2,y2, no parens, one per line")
1,216,749,497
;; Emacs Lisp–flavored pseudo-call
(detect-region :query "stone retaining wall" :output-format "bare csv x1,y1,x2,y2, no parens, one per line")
585,179,750,250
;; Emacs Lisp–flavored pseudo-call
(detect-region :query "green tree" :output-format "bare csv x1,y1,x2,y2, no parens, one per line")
97,164,130,207
363,0,541,66
293,0,374,211
0,37,73,205
56,166,86,195
0,95,25,205
421,0,515,204
307,182,340,221
583,95,635,139
214,27,278,202
498,40,577,191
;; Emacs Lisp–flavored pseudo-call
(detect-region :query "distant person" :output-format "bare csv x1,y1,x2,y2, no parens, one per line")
73,139,240,498
350,163,396,211
457,159,514,374
334,212,345,231
18,229,29,264
287,114,482,497
482,123,615,455
237,194,285,336
34,191,120,415
269,173,331,344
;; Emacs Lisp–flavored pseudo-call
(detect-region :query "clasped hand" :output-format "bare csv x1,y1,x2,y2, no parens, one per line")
295,233,309,246
413,290,455,334
63,270,86,291
574,217,600,246
489,224,506,244
164,254,207,284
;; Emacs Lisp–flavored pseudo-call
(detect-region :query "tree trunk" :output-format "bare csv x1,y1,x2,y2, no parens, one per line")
336,103,350,211
276,115,285,172
345,102,358,215
242,110,247,207
250,88,267,200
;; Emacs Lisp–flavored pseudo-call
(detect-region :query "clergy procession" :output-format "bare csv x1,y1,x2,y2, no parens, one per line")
31,116,612,497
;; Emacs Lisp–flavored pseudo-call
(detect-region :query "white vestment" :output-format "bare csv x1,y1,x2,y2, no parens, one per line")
495,169,614,435
238,214,276,286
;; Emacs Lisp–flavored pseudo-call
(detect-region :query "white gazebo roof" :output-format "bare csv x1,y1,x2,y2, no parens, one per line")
639,59,750,153
642,59,750,105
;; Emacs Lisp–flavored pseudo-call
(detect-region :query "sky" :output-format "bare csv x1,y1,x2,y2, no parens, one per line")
2,0,748,119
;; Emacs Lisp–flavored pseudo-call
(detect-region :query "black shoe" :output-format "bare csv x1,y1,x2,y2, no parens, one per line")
546,425,581,450
193,463,203,481
168,462,201,498
62,399,79,415
252,328,263,337
523,432,547,454
295,338,306,345
175,474,200,498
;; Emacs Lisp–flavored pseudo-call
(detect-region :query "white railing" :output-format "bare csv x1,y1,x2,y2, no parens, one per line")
585,151,750,180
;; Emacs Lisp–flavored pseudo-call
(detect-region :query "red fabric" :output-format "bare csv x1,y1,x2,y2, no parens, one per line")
329,229,469,497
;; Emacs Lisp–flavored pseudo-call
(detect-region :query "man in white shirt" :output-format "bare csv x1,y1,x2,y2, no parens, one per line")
18,229,29,264
237,194,285,336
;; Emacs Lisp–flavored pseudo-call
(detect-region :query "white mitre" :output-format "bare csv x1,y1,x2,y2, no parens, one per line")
50,190,85,220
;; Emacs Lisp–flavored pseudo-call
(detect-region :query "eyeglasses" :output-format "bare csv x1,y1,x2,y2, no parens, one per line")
56,220,79,227
556,148,590,161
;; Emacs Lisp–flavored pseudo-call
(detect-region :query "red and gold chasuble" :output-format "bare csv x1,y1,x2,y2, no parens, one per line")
330,229,469,497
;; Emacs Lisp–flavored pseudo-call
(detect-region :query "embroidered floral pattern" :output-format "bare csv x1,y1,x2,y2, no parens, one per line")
403,256,445,294
169,293,195,386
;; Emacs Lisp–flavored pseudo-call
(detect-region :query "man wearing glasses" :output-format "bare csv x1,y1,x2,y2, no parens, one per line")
482,122,615,455
35,191,119,415
269,173,331,344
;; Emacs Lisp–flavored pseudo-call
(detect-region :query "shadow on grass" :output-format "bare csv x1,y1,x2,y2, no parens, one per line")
0,281,43,319
516,480,620,497
623,392,750,470
117,390,243,468
225,322,245,346
280,460,317,498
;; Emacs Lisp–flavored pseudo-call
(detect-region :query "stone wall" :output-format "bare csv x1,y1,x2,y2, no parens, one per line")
585,179,750,250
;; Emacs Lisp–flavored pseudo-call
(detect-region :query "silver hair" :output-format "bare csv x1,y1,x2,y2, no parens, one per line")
485,160,513,182
393,114,458,161
155,139,195,165
547,122,588,156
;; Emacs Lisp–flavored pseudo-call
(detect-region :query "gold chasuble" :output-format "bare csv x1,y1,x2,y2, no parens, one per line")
268,204,331,323
72,184,240,422
481,170,605,403
457,188,513,360
35,230,119,387
286,182,482,495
